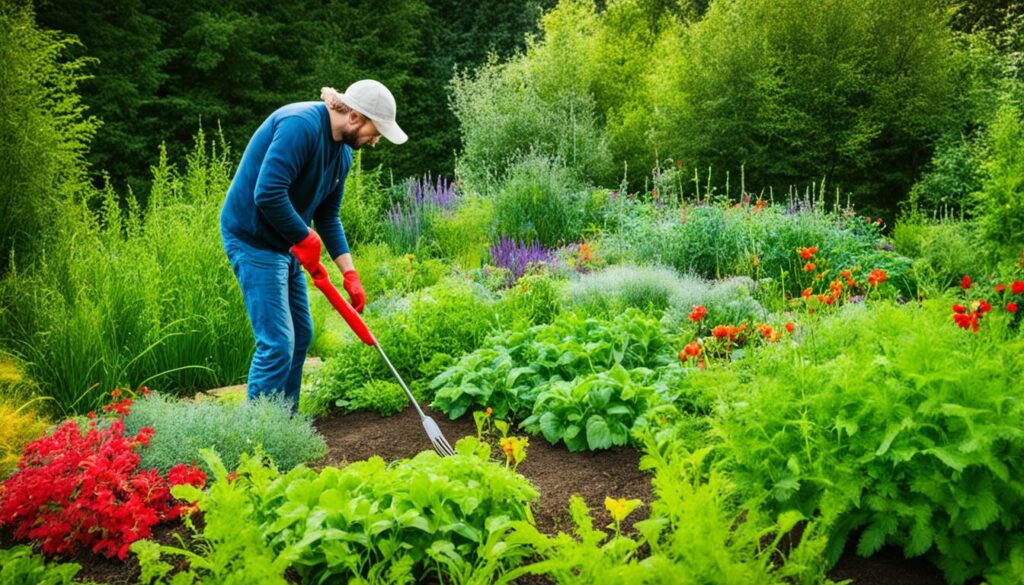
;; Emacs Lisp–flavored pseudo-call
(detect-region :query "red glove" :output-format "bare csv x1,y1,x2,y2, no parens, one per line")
290,229,321,273
343,269,366,313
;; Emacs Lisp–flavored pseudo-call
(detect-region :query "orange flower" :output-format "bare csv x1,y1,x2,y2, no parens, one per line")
578,244,593,263
867,269,887,286
804,262,816,272
784,322,795,333
711,325,728,339
688,305,708,322
801,287,813,300
681,341,702,359
796,246,817,260
485,407,493,417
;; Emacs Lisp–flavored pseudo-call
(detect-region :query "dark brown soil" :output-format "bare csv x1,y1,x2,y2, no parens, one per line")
313,404,958,585
313,404,654,537
2,403,968,584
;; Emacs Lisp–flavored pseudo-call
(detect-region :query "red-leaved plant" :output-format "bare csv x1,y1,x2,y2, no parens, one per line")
0,417,205,559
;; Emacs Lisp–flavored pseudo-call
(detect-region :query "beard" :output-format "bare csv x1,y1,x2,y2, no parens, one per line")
341,128,362,150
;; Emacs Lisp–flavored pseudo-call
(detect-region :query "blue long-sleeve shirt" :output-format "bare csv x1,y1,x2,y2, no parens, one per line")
220,102,352,258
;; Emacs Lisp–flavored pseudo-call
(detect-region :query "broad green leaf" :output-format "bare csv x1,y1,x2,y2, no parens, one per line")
539,411,564,443
586,415,612,450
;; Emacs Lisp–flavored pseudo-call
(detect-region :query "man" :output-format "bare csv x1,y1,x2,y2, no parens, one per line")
220,79,407,410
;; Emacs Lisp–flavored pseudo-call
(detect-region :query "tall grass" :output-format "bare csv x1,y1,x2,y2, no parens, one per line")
0,132,251,414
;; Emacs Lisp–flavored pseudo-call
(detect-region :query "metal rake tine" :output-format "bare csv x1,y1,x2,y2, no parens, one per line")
432,435,456,457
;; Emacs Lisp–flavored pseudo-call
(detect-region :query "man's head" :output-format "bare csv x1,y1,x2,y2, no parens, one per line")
321,80,407,149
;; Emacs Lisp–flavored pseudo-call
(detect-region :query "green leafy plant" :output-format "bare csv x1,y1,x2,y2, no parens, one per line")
710,301,1024,583
499,448,836,584
0,545,82,585
521,365,661,451
202,437,535,584
431,309,672,421
132,449,298,585
336,379,408,417
306,277,503,415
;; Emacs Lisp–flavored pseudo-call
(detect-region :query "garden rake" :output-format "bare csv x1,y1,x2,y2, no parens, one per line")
308,262,456,457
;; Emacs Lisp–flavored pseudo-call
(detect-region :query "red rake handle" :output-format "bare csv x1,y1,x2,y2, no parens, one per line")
310,263,377,346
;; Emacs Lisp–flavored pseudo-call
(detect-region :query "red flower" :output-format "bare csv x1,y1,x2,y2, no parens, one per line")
978,300,992,313
797,246,817,260
1008,302,1018,313
996,284,1007,293
952,304,967,314
711,325,728,339
0,420,205,560
682,341,702,358
867,269,888,286
1012,281,1024,295
961,275,972,290
952,312,980,332
688,305,708,322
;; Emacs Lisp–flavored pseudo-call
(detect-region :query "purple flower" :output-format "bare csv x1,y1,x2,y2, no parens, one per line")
489,236,555,283
385,174,460,251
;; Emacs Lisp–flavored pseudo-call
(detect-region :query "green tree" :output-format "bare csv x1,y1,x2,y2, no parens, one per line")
648,0,954,211
0,1,98,274
34,0,168,195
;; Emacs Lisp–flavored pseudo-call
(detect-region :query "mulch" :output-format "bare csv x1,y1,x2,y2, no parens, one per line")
1,402,968,584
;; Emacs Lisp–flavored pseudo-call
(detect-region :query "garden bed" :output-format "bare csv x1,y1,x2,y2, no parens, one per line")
0,402,976,584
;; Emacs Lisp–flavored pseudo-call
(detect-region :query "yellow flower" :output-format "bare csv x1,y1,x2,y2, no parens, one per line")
604,496,642,525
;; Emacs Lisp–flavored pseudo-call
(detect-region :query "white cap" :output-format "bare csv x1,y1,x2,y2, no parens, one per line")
337,79,407,145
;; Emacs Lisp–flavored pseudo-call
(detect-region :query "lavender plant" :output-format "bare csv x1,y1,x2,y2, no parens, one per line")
384,174,460,254
489,236,556,283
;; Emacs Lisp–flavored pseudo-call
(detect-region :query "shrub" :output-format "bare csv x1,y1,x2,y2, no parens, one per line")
434,194,494,269
0,400,49,480
491,155,599,248
0,4,97,274
383,174,461,255
306,277,502,414
338,150,389,247
661,276,765,335
0,418,205,559
563,264,687,318
710,301,1024,583
500,270,565,328
122,392,325,476
972,99,1024,258
335,379,408,417
451,54,612,191
892,214,980,294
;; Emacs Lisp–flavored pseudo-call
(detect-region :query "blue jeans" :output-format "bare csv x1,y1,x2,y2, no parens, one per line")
222,230,312,410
